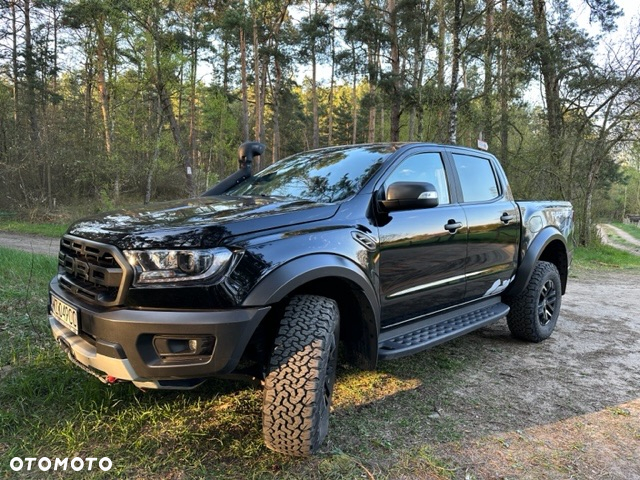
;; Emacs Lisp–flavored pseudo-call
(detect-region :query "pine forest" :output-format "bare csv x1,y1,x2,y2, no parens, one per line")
1,0,639,245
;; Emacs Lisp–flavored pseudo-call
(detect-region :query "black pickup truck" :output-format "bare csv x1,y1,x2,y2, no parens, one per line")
49,142,573,456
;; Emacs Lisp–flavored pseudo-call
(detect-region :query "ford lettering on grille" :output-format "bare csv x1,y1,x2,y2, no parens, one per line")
63,256,90,281
57,235,128,306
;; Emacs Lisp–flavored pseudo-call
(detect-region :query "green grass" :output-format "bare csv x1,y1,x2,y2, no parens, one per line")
1,246,467,479
573,244,640,270
0,219,68,238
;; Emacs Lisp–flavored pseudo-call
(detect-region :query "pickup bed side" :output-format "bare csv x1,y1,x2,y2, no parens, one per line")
507,201,573,298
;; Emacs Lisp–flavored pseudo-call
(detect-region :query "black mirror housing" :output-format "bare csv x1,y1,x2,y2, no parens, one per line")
380,181,439,212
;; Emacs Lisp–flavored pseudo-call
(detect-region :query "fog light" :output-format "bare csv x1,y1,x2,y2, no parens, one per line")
186,337,214,355
153,336,214,358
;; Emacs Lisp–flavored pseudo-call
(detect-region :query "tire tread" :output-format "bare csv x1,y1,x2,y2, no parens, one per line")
262,295,339,456
507,261,561,343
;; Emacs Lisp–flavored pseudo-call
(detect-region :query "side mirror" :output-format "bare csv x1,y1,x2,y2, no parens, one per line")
380,182,439,212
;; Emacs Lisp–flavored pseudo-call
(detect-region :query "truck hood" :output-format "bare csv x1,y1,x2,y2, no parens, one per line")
67,196,339,249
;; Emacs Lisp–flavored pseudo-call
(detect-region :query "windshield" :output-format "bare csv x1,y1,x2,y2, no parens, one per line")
225,145,396,203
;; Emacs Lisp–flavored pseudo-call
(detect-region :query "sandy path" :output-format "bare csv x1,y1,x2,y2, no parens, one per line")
0,231,59,256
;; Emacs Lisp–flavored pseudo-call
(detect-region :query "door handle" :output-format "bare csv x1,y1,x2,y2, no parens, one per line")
444,219,463,233
500,213,515,224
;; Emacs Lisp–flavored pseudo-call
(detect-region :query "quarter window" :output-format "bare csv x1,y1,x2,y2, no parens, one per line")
452,154,500,202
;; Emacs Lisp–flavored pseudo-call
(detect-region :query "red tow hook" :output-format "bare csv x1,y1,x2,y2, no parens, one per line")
106,375,118,385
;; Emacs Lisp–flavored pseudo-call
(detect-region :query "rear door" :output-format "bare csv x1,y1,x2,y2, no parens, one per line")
376,148,468,328
447,148,520,300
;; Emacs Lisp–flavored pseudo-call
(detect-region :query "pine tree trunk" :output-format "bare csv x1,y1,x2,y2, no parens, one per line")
10,0,19,125
240,27,249,142
24,0,38,143
388,0,401,142
448,0,462,144
253,18,262,142
483,0,494,148
352,45,358,144
272,54,282,164
154,28,194,197
312,45,319,149
437,0,447,141
188,19,198,186
252,17,265,170
328,8,336,146
532,0,563,167
145,97,163,204
499,0,510,165
159,82,194,197
96,18,117,203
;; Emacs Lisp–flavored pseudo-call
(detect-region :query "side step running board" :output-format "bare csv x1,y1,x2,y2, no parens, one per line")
378,299,510,360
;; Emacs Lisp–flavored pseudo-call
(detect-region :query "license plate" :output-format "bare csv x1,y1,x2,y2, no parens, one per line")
51,295,79,334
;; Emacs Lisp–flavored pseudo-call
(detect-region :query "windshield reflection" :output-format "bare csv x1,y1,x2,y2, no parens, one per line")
226,145,396,203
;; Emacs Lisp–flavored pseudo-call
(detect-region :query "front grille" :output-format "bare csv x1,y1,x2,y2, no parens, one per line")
58,235,130,306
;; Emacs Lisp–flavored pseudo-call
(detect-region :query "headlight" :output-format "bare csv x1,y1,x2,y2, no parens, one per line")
124,248,234,285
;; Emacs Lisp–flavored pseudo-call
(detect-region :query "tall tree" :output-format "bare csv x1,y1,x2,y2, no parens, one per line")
265,1,294,163
448,0,462,144
387,0,401,142
403,0,431,141
124,0,196,197
499,0,510,164
252,7,263,146
9,0,20,124
299,1,331,149
531,0,562,166
23,0,38,142
240,22,250,142
568,21,640,244
483,0,495,148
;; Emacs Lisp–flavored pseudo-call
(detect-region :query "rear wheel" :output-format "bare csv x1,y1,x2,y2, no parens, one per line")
262,295,340,456
507,261,562,342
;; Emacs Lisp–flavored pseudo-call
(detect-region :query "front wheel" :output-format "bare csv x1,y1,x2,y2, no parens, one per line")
506,261,562,342
262,295,340,456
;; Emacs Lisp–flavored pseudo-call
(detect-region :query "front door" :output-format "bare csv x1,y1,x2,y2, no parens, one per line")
377,150,469,328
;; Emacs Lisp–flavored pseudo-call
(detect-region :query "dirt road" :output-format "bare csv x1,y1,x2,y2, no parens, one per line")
437,267,640,479
0,231,59,256
599,223,640,255
602,224,640,247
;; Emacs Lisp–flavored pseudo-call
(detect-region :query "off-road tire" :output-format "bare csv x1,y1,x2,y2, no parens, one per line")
262,295,340,456
507,261,561,342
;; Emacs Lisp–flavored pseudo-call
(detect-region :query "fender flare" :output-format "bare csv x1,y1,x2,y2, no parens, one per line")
243,254,379,312
504,227,569,298
242,254,380,368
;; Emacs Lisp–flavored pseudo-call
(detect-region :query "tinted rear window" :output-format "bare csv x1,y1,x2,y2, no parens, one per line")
452,154,500,202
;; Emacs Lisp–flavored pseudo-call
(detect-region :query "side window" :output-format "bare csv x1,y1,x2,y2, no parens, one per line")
385,152,450,205
452,154,500,202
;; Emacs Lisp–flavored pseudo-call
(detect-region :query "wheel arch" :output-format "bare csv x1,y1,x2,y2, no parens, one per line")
242,254,380,370
505,228,570,299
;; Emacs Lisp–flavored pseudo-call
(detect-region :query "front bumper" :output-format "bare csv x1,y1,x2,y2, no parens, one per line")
49,279,270,389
